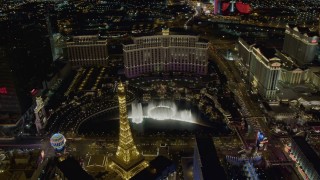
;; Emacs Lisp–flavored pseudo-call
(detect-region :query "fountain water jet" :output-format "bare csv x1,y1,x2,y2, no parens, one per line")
130,100,196,124
131,101,143,124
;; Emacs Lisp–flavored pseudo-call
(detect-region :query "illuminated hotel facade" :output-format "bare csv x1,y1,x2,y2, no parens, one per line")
123,33,208,78
239,37,320,86
282,25,319,65
66,35,108,67
290,137,320,180
238,39,282,100
237,38,255,77
248,46,281,100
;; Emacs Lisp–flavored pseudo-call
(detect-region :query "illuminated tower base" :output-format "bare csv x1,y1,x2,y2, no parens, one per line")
109,157,148,180
109,82,148,180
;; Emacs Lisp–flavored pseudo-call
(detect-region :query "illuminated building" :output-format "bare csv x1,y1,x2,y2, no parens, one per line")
238,39,281,100
297,96,320,111
266,105,296,121
235,1,251,14
255,131,268,150
278,50,320,90
237,38,254,67
193,136,227,180
47,16,63,62
275,52,308,85
290,137,320,180
248,46,281,100
0,48,21,115
123,30,208,78
279,67,307,85
238,38,320,101
109,82,148,180
283,25,319,66
66,35,108,67
221,1,251,14
86,154,108,172
309,71,320,91
0,48,33,125
238,39,282,100
34,96,47,134
277,53,320,89
214,0,221,15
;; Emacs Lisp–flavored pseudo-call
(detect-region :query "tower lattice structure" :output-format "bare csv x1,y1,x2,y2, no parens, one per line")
109,82,148,180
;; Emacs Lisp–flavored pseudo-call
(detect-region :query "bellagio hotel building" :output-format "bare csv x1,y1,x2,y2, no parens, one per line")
123,31,208,78
66,35,108,67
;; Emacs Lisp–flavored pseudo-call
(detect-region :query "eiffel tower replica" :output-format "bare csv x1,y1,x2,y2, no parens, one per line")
109,82,148,180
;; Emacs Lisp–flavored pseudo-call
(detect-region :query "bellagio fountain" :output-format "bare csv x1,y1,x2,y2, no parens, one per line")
129,100,197,124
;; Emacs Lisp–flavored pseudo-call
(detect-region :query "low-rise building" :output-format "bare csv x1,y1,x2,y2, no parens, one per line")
309,71,320,91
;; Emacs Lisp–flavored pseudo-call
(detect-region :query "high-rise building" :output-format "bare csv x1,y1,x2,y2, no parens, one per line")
238,39,282,100
238,36,320,102
248,46,281,100
282,25,319,66
123,31,208,78
66,35,108,67
0,48,33,126
0,48,21,116
109,82,148,180
290,137,320,180
47,15,64,62
237,38,255,76
193,136,227,180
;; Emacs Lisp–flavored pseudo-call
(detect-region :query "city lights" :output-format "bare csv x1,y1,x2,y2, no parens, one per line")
1,0,320,179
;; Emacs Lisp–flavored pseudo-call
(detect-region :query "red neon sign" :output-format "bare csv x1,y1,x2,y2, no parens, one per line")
236,2,251,14
0,87,7,94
